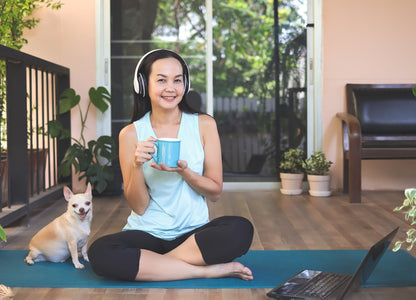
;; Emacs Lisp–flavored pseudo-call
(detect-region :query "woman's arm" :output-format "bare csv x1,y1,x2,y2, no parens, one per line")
119,124,155,215
177,114,223,202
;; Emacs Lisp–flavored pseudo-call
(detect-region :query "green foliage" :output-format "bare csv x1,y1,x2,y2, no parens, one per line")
279,148,305,174
393,189,416,252
0,0,62,50
0,224,6,242
48,87,117,194
303,151,333,175
58,88,81,114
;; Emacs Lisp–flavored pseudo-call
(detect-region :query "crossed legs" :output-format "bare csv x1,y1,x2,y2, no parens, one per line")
137,234,253,281
88,216,254,282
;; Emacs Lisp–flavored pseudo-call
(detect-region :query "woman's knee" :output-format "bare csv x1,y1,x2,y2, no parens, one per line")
88,236,115,275
229,216,254,252
88,234,140,281
195,216,254,264
216,216,253,246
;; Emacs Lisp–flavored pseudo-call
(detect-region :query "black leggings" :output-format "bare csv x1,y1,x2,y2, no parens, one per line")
88,216,254,281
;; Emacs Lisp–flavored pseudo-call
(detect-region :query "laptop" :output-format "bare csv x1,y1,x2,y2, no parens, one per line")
266,227,399,300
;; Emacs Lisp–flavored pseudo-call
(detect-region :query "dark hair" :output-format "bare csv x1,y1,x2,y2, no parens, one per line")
130,49,201,123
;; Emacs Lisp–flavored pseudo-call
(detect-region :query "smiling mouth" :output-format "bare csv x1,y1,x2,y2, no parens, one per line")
77,210,90,219
162,96,176,101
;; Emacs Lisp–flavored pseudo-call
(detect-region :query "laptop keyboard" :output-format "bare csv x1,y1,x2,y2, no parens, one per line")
296,272,351,299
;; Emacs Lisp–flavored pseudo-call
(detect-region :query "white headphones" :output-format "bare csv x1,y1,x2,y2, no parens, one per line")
133,49,191,97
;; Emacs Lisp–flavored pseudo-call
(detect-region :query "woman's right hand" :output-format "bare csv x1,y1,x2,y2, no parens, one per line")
133,136,157,166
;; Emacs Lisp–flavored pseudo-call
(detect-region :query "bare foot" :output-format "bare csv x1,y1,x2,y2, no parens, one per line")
205,261,253,281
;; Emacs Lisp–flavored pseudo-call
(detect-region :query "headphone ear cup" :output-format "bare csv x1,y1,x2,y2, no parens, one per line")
133,74,140,94
184,74,190,94
137,73,147,97
134,72,146,97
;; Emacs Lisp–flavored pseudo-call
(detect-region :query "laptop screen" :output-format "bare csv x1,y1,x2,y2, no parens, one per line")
340,227,399,299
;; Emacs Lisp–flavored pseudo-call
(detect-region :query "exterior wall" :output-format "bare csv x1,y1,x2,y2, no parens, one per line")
322,0,416,191
22,0,96,191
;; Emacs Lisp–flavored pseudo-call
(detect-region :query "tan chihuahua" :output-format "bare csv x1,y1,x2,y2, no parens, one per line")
25,183,93,269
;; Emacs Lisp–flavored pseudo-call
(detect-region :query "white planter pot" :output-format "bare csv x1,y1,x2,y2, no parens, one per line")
307,174,331,197
280,173,304,195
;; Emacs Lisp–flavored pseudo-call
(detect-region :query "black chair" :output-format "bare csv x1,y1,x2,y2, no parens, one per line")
336,84,416,203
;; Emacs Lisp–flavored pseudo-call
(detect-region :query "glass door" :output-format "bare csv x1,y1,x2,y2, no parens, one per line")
214,1,307,181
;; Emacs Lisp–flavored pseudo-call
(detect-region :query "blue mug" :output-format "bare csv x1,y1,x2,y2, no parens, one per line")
151,138,181,167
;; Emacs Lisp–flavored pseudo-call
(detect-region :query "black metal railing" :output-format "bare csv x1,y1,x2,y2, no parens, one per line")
0,44,70,227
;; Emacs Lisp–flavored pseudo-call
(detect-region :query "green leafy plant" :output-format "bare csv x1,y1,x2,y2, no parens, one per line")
0,0,63,50
303,151,333,175
48,87,117,194
393,188,416,252
0,225,6,242
279,148,305,174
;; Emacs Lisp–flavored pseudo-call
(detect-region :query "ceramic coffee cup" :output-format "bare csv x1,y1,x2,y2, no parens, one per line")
151,138,181,167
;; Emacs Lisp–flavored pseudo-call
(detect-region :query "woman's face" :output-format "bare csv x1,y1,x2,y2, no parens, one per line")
147,57,185,111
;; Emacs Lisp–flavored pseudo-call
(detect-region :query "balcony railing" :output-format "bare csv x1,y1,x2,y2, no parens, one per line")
0,45,70,227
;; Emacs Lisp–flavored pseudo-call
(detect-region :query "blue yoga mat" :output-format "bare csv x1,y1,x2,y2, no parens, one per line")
0,250,416,289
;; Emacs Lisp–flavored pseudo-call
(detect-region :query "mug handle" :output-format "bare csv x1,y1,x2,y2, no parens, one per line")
150,140,158,163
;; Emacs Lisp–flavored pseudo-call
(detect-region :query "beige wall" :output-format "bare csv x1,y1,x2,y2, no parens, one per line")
22,0,97,191
322,0,416,191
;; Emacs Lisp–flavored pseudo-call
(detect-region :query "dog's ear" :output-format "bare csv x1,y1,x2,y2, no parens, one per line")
63,186,73,202
85,182,92,199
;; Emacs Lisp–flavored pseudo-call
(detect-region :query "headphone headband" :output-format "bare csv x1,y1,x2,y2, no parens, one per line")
133,49,191,97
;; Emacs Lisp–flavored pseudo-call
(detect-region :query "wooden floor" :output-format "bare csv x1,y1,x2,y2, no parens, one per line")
1,189,416,299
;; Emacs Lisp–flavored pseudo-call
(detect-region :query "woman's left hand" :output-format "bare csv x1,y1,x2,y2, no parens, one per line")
149,160,188,172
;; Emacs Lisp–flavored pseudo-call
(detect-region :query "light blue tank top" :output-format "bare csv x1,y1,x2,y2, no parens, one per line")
123,112,209,240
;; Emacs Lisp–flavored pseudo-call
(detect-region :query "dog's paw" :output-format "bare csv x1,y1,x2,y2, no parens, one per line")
83,255,89,262
74,262,85,269
24,257,34,265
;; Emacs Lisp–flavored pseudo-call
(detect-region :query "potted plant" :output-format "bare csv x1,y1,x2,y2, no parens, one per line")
303,151,333,197
393,188,416,252
48,87,117,194
279,148,305,195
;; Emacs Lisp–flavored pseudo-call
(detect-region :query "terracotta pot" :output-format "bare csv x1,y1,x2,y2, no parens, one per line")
280,173,304,195
307,174,331,197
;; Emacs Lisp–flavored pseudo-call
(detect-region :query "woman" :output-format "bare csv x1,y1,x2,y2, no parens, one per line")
88,49,254,282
